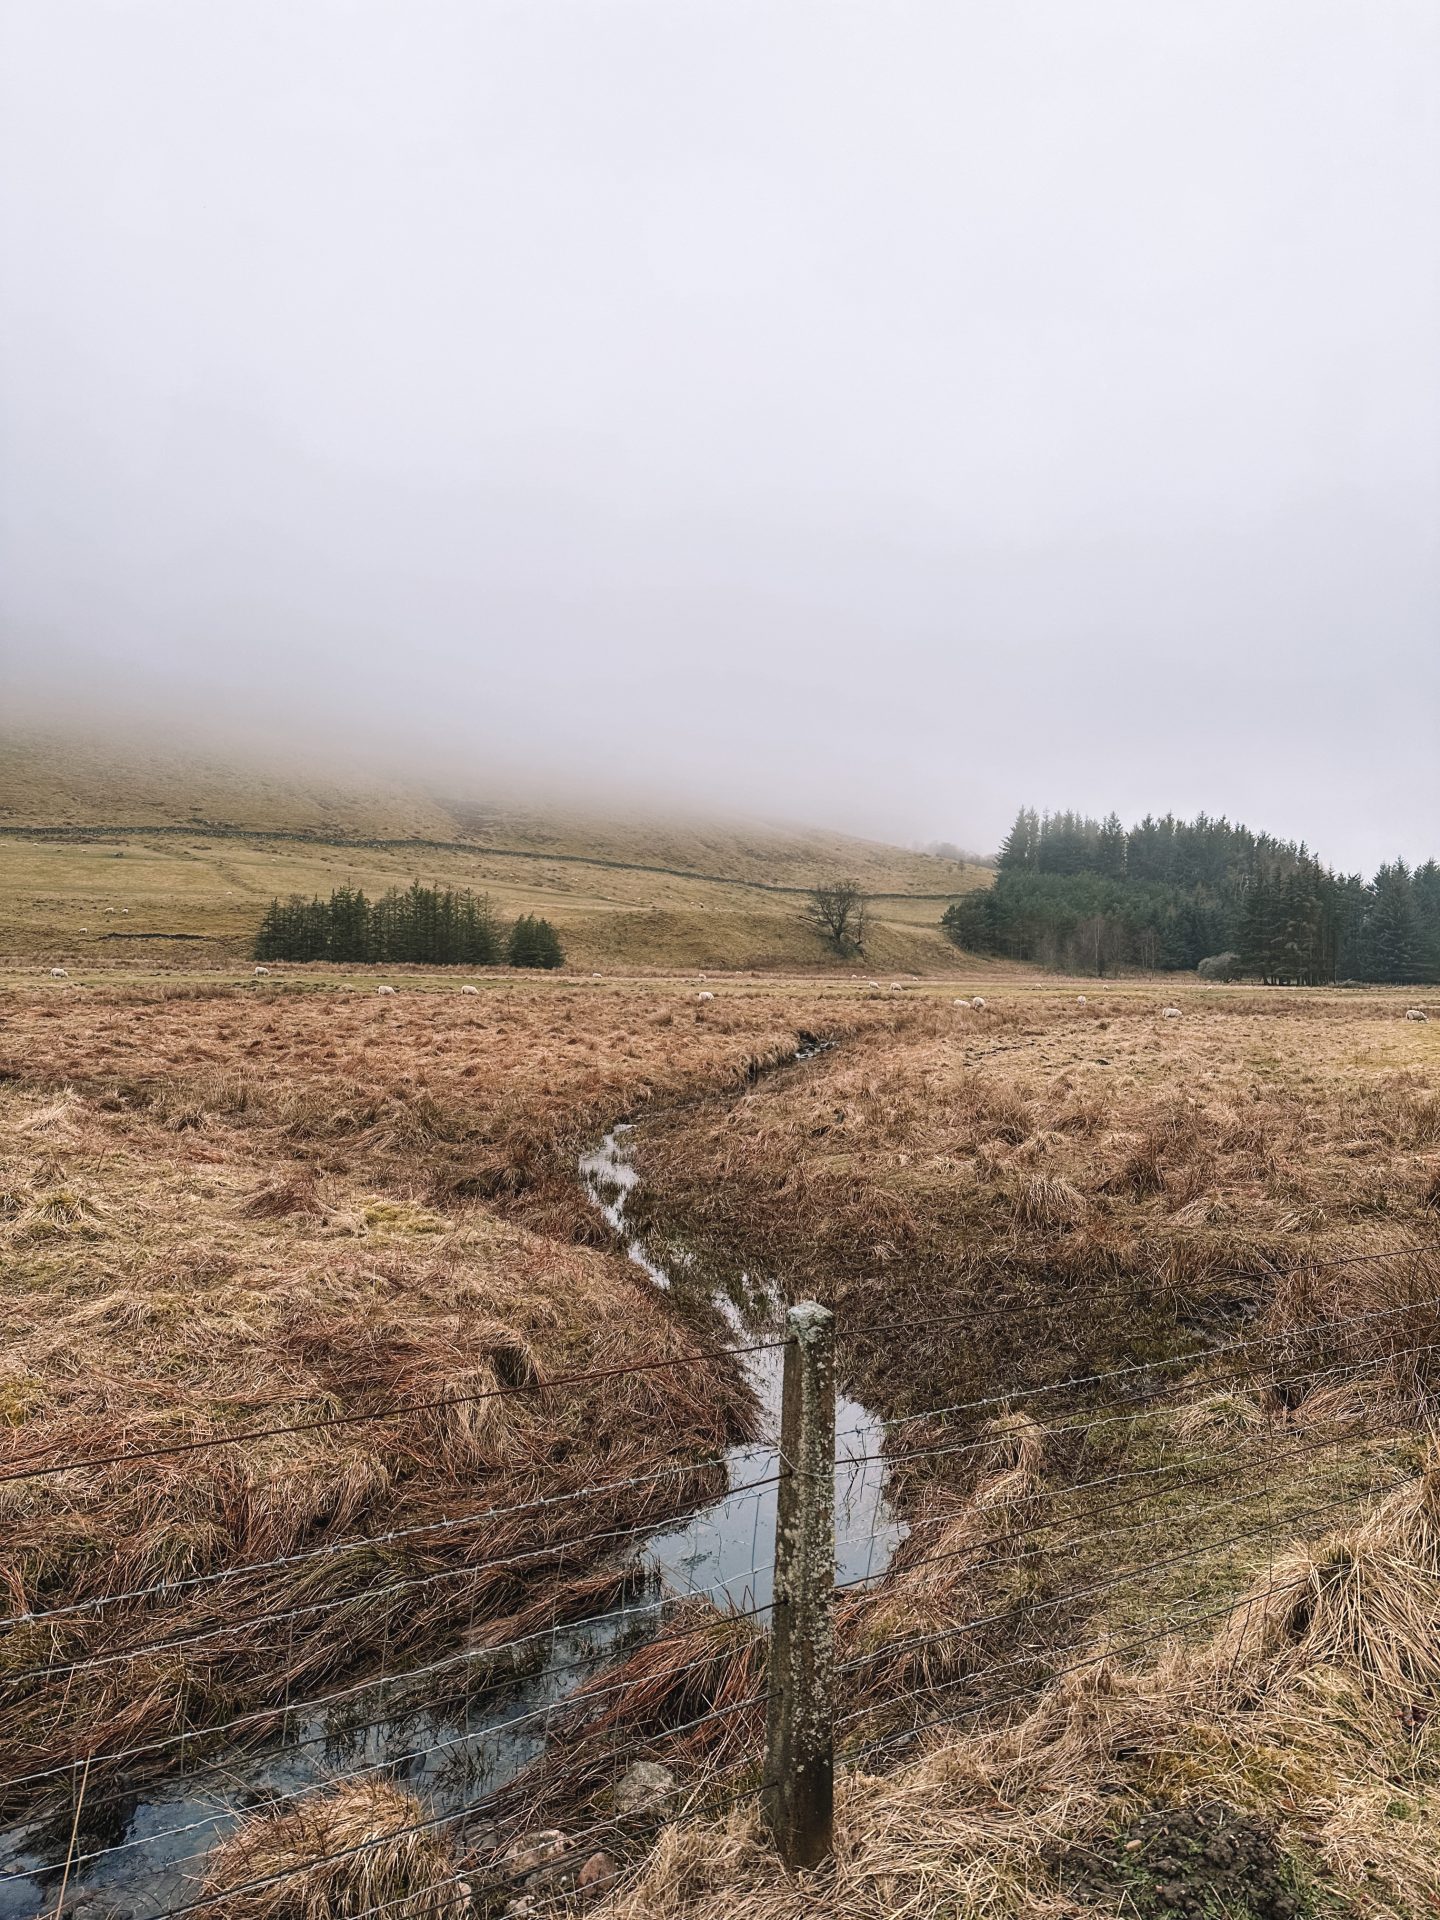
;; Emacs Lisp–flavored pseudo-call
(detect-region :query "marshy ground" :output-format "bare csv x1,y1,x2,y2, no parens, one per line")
2,966,1438,1916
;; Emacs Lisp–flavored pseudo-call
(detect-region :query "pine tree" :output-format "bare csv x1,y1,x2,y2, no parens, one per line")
1366,864,1422,984
996,807,1039,872
508,915,565,968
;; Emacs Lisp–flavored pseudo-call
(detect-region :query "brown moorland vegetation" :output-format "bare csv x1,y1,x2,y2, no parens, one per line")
7,971,1440,1917
545,985,1440,1916
0,977,899,1834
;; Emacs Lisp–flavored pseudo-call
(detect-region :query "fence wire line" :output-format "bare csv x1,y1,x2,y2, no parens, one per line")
14,1479,911,1828
13,1473,785,1689
859,1337,1440,1471
10,1432,1288,1865
877,1287,1440,1435
5,1562,757,1798
4,1626,770,1888
135,1555,1321,1920
0,1337,789,1487
8,1347,1421,1794
18,1452,1404,1891
17,1357,1363,1693
142,1689,772,1920
12,1304,1429,1642
2,1450,754,1633
843,1240,1439,1352
0,1417,1343,1802
0,1424,1306,1806
837,1466,1414,1686
62,1490,1364,1919
7,1245,1429,1488
833,1420,1398,1616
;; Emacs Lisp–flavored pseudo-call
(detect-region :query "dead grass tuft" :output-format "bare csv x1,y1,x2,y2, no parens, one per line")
203,1779,470,1917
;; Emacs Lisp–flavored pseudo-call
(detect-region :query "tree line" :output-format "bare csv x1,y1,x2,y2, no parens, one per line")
942,808,1440,983
254,884,565,968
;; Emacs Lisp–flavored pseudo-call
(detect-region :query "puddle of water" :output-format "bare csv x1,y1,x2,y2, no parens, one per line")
2,1064,904,1918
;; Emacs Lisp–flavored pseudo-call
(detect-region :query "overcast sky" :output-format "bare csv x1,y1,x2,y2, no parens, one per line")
2,1,1436,871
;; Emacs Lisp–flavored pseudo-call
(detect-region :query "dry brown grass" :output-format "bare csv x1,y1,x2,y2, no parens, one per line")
628,987,1440,1425
8,973,1440,1913
0,978,899,1821
585,1454,1440,1920
203,1779,470,1916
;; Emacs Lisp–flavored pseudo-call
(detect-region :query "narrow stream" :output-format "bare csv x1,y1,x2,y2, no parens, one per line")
1,1054,903,1917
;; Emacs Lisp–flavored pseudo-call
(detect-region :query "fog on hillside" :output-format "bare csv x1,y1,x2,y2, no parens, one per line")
2,2,1437,871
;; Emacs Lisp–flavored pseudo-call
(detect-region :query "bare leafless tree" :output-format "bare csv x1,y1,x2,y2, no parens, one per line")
803,877,868,954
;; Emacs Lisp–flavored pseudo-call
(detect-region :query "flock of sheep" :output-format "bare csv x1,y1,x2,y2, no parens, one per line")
37,964,1435,1024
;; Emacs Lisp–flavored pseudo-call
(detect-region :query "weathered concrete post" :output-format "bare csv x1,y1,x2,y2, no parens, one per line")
762,1300,836,1869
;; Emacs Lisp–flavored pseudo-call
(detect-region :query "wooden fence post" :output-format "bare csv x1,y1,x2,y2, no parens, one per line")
762,1300,836,1869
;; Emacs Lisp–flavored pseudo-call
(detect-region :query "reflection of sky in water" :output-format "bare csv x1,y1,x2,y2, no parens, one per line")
1,1091,904,1919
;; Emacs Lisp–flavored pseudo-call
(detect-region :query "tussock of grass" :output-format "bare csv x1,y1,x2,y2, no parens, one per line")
204,1779,470,1917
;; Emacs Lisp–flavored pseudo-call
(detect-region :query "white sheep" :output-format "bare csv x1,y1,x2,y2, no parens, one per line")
1406,1008,1429,1022
253,966,270,977
461,985,480,995
1162,1006,1181,1019
889,982,905,992
377,985,397,996
697,990,714,1002
80,927,88,933
120,908,129,914
1076,995,1087,1006
971,996,987,1011
867,980,881,990
50,967,69,978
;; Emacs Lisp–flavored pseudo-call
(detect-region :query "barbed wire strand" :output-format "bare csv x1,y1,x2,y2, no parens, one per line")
0,1337,789,1487
876,1287,1440,1435
11,1474,784,1688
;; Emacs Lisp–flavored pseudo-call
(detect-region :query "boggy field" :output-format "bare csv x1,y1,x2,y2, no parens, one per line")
0,978,895,1849
4,973,1440,1918
594,984,1440,1920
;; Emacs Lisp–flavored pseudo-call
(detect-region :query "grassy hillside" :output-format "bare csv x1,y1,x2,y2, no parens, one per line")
0,731,990,970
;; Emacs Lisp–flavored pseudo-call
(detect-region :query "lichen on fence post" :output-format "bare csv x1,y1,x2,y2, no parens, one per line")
762,1299,836,1869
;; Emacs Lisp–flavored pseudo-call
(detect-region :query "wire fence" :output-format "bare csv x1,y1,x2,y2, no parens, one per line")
2,1246,1436,1916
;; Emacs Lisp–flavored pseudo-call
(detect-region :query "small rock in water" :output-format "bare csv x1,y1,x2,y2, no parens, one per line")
502,1827,568,1882
578,1849,620,1890
613,1759,676,1812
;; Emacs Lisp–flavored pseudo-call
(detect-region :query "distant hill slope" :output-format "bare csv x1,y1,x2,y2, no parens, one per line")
0,732,991,970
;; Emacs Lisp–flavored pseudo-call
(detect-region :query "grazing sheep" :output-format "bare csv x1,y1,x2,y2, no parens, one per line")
889,982,905,992
867,980,881,990
79,926,88,933
1076,995,1087,1006
697,991,714,1002
1162,1006,1181,1019
461,985,480,995
971,996,987,1011
121,908,129,914
591,972,602,978
253,966,270,977
1406,1008,1429,1022
50,967,69,978
377,985,397,996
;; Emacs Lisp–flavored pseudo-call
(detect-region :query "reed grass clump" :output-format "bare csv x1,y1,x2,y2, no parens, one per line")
203,1780,471,1917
